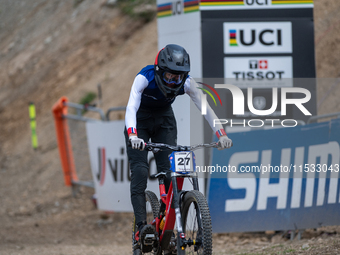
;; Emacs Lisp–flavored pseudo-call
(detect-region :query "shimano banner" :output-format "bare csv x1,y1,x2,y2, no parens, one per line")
207,118,340,233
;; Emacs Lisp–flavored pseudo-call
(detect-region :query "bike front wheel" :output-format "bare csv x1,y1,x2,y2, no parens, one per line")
181,190,212,255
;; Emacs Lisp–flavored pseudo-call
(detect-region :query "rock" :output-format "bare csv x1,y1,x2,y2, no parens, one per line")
44,36,52,44
105,0,117,7
302,243,310,249
133,4,157,18
271,234,284,244
8,42,15,51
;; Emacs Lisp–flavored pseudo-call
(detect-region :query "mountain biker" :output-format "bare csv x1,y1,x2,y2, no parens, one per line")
124,44,232,253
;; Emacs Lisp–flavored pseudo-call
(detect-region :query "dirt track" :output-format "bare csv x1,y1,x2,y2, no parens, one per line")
1,186,340,255
1,0,340,254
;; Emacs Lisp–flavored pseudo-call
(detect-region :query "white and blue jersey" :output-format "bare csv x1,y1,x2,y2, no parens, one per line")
125,65,223,135
139,65,185,109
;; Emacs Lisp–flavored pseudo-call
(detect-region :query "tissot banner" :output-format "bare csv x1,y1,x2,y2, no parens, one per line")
224,56,293,88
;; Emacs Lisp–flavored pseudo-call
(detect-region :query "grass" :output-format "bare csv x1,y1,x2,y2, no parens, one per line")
282,248,296,254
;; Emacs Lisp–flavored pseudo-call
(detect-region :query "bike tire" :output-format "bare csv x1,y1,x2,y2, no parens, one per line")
132,190,160,255
180,190,212,255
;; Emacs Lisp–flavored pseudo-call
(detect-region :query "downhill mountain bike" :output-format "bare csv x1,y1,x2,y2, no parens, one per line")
132,142,222,255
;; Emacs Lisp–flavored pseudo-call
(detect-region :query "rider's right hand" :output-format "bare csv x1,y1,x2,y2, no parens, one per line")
129,136,145,151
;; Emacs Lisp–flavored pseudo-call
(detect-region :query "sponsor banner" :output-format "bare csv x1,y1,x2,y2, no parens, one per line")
157,0,199,18
224,56,293,88
207,118,340,233
224,22,293,54
184,0,200,13
200,0,314,10
86,121,160,212
157,2,172,18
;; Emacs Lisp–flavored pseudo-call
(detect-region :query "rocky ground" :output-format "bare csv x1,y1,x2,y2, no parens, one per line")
0,0,340,254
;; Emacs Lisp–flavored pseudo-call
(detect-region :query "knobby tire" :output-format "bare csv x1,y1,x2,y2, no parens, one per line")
180,190,212,255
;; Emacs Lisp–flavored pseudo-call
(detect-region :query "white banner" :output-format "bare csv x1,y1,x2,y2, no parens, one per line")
224,56,293,88
86,121,159,212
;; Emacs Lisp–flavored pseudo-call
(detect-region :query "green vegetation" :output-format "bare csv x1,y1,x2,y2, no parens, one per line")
116,0,156,22
79,92,96,114
282,248,296,254
79,92,96,106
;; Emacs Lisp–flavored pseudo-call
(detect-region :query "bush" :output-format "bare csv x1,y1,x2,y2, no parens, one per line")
79,92,97,114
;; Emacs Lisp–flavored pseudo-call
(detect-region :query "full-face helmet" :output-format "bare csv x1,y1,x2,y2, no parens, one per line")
154,44,190,98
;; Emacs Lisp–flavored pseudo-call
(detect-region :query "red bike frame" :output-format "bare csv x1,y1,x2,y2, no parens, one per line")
156,177,184,242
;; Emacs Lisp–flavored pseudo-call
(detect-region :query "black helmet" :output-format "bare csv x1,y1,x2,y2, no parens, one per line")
154,44,190,98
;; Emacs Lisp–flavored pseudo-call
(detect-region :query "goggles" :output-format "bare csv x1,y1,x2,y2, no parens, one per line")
162,72,184,85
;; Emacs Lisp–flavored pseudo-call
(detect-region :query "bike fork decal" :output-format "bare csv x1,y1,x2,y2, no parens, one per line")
175,208,183,233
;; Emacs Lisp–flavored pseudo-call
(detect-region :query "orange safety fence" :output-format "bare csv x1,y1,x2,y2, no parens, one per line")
52,97,78,186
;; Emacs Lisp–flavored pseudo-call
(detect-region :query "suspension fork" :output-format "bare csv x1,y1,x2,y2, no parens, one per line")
192,176,199,191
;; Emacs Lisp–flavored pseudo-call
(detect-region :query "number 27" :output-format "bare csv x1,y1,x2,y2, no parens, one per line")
178,157,190,165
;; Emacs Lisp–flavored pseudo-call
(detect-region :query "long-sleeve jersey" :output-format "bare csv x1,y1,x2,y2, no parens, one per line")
125,65,224,136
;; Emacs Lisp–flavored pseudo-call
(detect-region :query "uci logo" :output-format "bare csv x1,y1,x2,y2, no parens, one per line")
244,0,269,6
229,28,282,47
172,1,182,15
224,22,292,54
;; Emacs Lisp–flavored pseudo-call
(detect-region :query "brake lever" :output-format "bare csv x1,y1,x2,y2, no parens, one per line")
144,143,161,153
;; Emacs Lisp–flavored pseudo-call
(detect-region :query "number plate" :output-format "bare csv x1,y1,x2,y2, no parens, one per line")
174,152,193,173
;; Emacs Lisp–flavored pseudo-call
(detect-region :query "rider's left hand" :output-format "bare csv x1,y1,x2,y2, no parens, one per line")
218,136,233,150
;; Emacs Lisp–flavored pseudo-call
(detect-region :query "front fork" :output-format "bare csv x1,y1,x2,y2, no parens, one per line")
171,175,199,254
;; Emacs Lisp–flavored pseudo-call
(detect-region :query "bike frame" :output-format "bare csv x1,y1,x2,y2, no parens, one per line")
142,142,217,252
157,174,185,249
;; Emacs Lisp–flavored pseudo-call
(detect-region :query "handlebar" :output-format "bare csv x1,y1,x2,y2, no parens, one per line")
144,142,220,152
